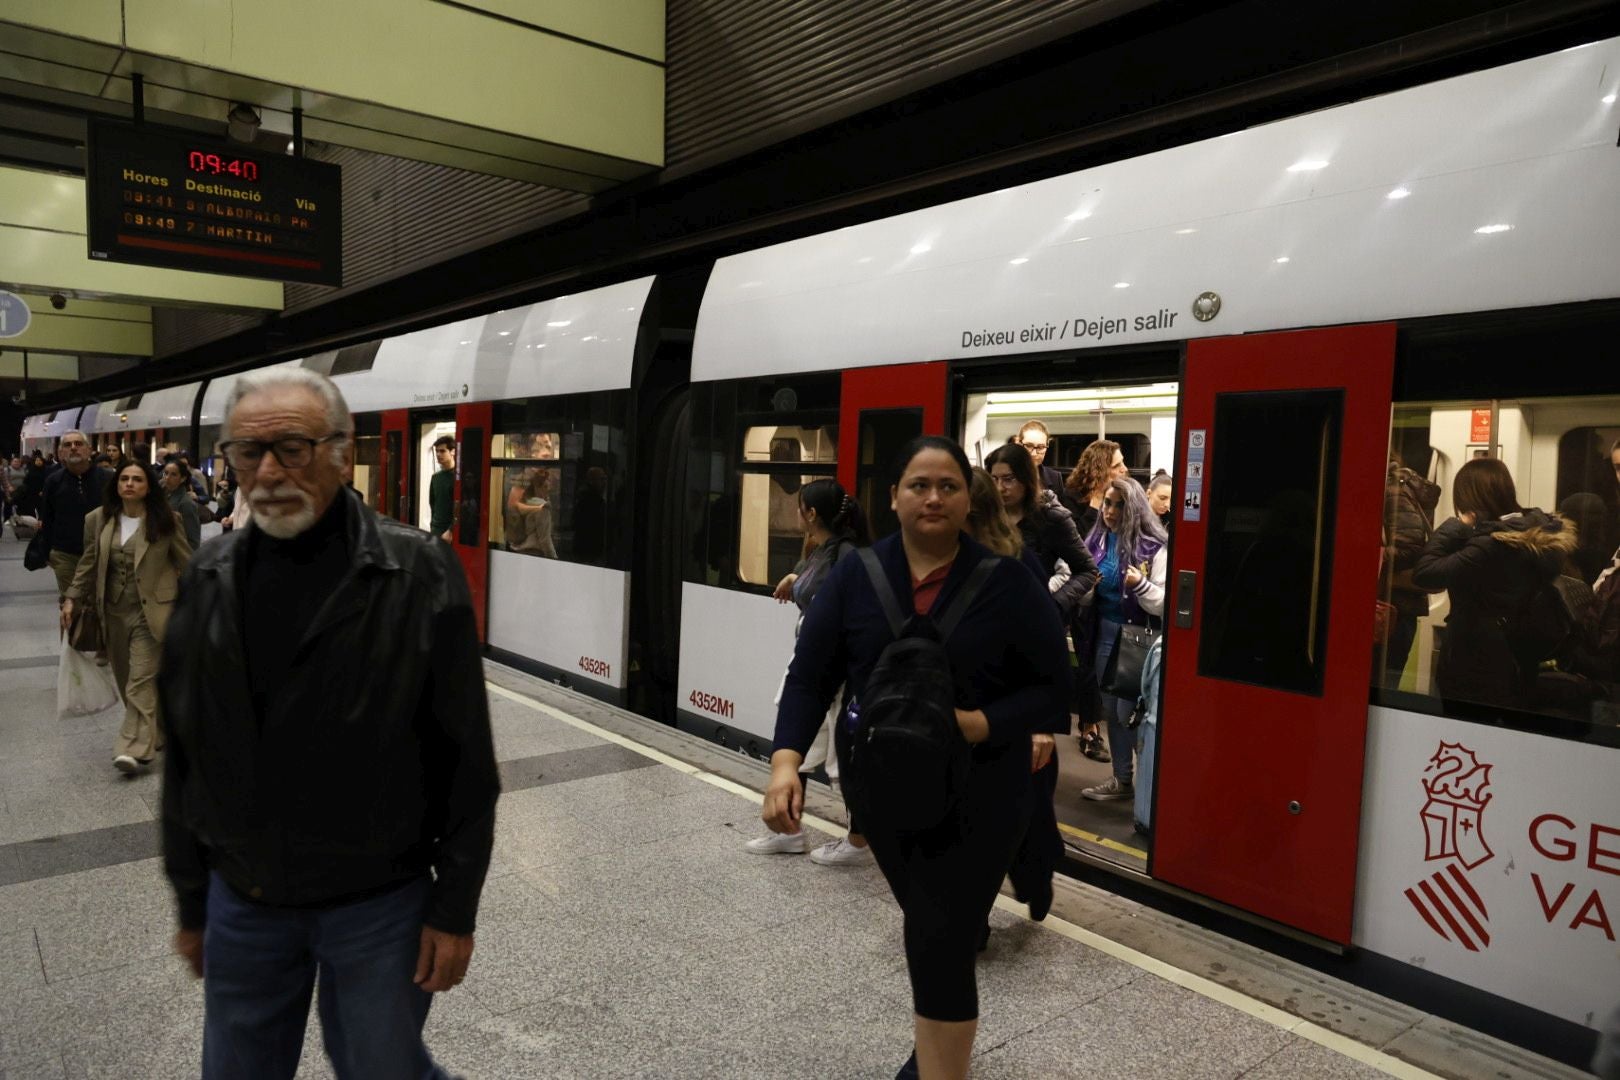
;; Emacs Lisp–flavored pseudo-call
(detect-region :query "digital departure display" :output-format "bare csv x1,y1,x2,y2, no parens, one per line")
86,120,342,286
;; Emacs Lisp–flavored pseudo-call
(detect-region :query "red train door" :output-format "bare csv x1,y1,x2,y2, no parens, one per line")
1151,324,1394,944
839,362,948,539
379,409,409,522
453,402,492,641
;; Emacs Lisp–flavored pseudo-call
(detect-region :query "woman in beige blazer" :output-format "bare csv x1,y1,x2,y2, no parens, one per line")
62,462,192,774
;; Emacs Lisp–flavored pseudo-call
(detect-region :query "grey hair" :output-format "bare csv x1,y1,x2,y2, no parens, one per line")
1088,475,1168,560
60,429,89,443
223,367,353,461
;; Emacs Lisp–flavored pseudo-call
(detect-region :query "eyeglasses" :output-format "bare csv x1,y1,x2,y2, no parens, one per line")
218,434,345,470
1020,441,1047,452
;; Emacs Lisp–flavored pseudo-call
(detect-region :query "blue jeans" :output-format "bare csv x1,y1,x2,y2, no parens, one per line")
202,873,451,1080
1093,618,1137,783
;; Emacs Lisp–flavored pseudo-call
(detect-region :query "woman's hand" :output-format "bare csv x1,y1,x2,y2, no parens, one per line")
1124,564,1144,589
773,573,797,603
1031,732,1055,772
59,598,73,632
762,754,804,833
954,708,990,744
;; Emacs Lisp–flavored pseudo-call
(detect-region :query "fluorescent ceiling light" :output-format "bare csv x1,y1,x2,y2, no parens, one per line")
1474,224,1513,235
1287,159,1330,172
1386,187,1410,200
546,320,572,328
1113,281,1131,289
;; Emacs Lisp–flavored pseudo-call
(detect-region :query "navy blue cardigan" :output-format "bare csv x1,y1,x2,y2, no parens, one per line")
774,531,1071,757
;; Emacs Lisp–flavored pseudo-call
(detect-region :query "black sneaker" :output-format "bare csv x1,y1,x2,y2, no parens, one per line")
896,1051,919,1080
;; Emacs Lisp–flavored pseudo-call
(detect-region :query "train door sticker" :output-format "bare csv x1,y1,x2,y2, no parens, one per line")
1406,742,1494,951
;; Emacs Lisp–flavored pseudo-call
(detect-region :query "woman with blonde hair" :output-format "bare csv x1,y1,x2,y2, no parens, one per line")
62,462,192,774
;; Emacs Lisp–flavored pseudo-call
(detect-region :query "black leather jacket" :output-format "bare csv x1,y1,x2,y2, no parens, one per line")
159,489,499,934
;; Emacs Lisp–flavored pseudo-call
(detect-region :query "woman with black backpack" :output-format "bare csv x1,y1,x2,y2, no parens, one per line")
745,477,874,866
763,436,1070,1080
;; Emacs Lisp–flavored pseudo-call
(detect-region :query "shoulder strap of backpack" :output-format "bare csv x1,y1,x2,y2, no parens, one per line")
934,557,1001,642
857,547,907,638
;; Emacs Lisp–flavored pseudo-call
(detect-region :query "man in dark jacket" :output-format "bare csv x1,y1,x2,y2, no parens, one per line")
160,369,499,1080
38,430,111,600
1380,458,1440,688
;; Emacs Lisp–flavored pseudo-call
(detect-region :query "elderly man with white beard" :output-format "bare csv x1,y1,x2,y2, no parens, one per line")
158,368,499,1080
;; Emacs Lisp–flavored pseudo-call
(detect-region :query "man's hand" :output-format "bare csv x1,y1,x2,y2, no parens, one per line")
174,928,204,978
414,926,474,993
59,598,73,632
1031,733,1055,772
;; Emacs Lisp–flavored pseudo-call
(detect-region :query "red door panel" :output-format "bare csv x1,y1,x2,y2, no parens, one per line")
839,362,948,538
453,402,492,642
1152,324,1394,944
379,409,409,523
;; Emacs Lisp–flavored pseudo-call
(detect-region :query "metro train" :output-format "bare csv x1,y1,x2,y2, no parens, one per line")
20,36,1620,1050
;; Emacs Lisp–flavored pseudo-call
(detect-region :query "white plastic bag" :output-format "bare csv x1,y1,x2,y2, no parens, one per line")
57,640,119,719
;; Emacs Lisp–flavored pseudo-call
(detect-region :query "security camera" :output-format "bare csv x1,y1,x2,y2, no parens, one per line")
49,293,66,310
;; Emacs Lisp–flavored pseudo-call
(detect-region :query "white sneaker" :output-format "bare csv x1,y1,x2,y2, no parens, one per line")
809,838,873,867
745,831,807,855
113,755,138,775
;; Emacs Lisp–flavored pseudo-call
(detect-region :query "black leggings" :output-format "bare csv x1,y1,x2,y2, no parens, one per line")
839,726,1032,1022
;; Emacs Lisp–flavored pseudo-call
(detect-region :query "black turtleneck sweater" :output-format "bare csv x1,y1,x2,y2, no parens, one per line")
241,493,351,724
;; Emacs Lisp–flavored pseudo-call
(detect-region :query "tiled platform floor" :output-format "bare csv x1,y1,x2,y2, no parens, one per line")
0,527,1586,1079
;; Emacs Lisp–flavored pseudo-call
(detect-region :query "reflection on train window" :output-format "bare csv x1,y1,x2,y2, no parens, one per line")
736,472,827,586
487,392,627,568
1376,397,1620,745
741,425,836,463
1199,390,1342,696
352,414,380,508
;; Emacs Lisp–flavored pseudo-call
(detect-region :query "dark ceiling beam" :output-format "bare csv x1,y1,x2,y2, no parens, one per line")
38,0,1620,408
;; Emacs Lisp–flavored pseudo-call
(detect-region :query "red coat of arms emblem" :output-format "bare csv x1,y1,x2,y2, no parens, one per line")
1405,741,1494,951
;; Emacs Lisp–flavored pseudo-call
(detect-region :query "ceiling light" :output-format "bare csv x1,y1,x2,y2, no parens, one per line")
1605,93,1618,104
1474,224,1513,235
1275,256,1290,264
1113,281,1131,289
856,256,874,264
1287,159,1329,172
1065,210,1092,222
285,140,295,154
909,242,932,255
1174,228,1197,235
497,330,511,336
458,340,471,346
1386,187,1411,200
546,320,572,328
1009,257,1029,265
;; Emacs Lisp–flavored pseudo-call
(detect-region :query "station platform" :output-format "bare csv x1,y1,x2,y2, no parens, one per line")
0,532,1592,1080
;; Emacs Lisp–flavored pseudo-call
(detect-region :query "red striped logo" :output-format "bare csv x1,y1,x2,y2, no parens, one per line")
1405,864,1491,951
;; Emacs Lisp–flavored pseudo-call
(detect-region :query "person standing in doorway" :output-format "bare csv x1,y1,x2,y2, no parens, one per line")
430,434,456,542
159,369,498,1080
37,431,113,602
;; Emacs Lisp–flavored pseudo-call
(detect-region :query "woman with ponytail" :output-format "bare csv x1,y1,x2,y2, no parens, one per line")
746,478,875,866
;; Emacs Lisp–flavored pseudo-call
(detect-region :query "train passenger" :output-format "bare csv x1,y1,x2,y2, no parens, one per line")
1380,457,1440,688
1413,458,1576,712
160,459,203,550
747,478,874,865
1080,476,1168,803
506,466,558,557
1147,471,1173,532
986,443,1099,619
1064,438,1126,763
159,368,499,1079
1560,492,1613,586
61,461,191,774
1017,419,1081,516
430,434,456,542
966,467,1031,567
765,435,1069,1080
36,431,112,603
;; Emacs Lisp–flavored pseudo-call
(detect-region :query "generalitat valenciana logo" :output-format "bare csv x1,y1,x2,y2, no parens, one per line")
1405,741,1494,951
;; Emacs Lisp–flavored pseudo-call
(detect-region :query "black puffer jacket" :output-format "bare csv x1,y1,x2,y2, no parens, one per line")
159,489,500,934
1018,490,1099,618
1413,509,1576,709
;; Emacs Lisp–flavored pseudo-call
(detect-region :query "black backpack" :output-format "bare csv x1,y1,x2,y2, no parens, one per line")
847,549,999,833
1509,573,1592,667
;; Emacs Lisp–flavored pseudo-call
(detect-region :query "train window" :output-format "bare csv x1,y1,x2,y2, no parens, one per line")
735,423,838,586
1199,390,1342,696
857,408,921,540
1376,396,1620,746
351,414,381,508
488,391,627,568
741,425,836,464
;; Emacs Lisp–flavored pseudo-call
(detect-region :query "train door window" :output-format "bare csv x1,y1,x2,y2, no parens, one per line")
1198,391,1342,696
414,419,457,534
1376,392,1620,745
856,409,920,541
736,425,838,585
383,429,403,520
351,414,381,508
488,392,628,568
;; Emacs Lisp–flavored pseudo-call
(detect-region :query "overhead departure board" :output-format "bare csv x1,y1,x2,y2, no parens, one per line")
86,120,342,286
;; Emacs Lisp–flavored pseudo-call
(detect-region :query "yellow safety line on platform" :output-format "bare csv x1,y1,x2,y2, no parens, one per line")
1057,820,1147,859
488,678,1443,1080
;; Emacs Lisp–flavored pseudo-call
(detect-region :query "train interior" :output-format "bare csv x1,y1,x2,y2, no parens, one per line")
962,381,1180,872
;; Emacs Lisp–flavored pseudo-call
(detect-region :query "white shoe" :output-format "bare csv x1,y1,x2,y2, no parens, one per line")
809,838,873,867
113,755,138,775
745,831,807,855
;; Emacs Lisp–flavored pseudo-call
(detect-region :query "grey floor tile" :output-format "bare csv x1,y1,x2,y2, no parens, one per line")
0,787,154,846
1242,1038,1396,1080
0,1054,66,1080
0,858,171,939
8,820,160,884
498,742,657,795
0,930,44,998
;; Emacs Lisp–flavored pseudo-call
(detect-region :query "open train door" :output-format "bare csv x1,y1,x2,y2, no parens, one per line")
378,409,409,523
453,402,492,641
1151,324,1394,944
838,362,949,539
